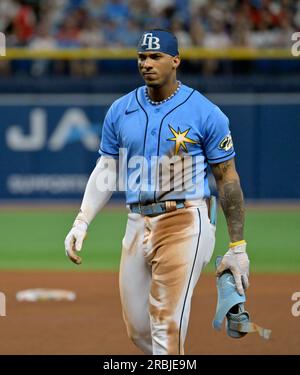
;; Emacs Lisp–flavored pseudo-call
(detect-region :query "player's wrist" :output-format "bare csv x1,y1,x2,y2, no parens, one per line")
229,239,246,247
228,240,247,253
73,211,89,231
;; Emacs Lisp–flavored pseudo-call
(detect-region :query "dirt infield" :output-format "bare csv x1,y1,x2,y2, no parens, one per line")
0,271,299,355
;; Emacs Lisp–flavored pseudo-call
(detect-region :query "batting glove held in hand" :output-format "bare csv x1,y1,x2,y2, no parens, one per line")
64,218,88,265
216,240,249,295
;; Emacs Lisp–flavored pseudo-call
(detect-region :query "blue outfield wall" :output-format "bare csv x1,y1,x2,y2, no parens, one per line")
0,93,299,201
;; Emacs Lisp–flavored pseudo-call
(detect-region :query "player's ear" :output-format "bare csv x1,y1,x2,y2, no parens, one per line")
173,55,181,70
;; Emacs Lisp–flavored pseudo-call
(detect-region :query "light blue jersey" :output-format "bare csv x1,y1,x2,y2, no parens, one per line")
99,84,235,204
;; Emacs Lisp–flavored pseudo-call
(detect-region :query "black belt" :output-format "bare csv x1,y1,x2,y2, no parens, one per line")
129,200,186,216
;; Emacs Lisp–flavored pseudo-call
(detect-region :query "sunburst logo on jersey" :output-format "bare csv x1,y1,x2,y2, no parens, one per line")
167,125,198,155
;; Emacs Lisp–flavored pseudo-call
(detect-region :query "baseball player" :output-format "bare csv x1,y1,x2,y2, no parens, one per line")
64,29,249,355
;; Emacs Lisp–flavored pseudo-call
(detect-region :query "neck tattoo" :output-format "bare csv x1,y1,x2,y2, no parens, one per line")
145,81,182,106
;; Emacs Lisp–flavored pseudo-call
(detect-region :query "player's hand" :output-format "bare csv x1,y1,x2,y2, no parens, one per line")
216,240,249,295
64,220,88,265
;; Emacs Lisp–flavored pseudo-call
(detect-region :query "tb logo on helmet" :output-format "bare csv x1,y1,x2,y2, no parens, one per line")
141,33,160,50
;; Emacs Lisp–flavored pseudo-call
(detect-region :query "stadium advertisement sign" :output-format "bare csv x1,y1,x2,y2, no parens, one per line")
0,93,300,201
0,95,109,201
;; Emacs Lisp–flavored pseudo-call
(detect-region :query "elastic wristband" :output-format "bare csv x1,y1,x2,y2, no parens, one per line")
229,239,246,248
75,212,89,227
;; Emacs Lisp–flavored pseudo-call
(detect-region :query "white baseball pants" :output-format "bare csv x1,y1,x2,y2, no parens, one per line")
119,200,216,355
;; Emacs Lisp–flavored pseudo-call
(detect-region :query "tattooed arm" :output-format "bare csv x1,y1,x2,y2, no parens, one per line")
210,158,245,242
211,158,249,295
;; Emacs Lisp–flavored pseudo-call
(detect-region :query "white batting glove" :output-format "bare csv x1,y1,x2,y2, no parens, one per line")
216,240,250,295
64,218,88,265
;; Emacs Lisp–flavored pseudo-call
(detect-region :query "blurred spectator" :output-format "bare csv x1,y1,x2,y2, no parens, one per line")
29,20,57,50
85,0,106,19
56,12,81,47
78,17,105,47
189,15,205,45
29,20,57,77
2,0,297,50
103,0,130,24
118,19,140,46
230,8,251,47
171,17,192,47
0,0,19,33
149,0,175,14
294,0,300,28
129,0,152,27
13,0,36,45
1,0,299,79
202,19,231,49
101,19,123,46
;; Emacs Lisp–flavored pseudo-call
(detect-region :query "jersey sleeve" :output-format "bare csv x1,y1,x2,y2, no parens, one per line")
202,106,235,164
98,105,120,159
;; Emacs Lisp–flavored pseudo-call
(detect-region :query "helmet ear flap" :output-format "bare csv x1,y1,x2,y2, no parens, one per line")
226,303,249,339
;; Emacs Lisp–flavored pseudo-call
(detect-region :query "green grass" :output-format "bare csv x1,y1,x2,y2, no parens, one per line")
0,208,299,273
0,210,126,271
212,209,300,273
